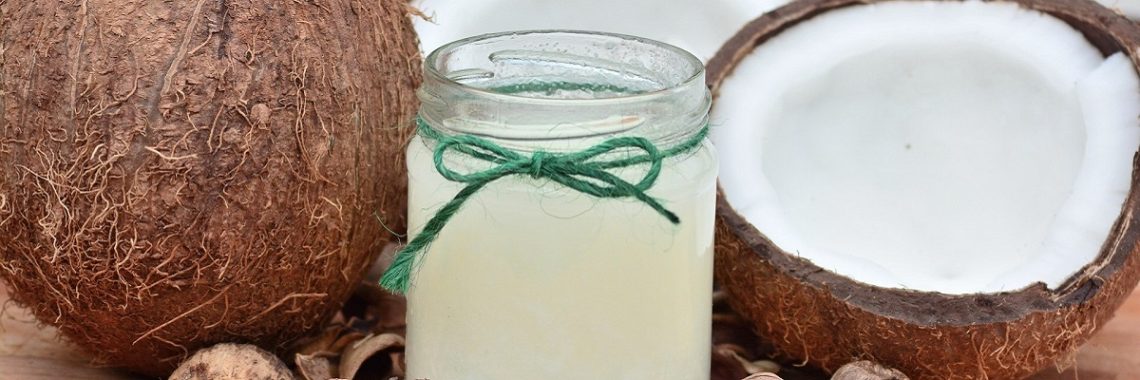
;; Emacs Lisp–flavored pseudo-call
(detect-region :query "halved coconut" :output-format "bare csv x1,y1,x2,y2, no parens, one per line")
710,0,1140,379
411,0,787,60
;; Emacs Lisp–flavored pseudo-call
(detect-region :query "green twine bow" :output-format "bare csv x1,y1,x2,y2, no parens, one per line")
380,117,709,294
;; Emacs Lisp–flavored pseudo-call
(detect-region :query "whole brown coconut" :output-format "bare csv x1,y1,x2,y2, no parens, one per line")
709,0,1140,379
0,0,420,377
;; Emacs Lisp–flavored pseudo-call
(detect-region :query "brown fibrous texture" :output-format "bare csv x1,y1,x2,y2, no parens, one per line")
708,0,1140,379
0,0,421,377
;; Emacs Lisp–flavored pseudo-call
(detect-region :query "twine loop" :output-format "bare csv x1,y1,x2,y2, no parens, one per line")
380,117,708,294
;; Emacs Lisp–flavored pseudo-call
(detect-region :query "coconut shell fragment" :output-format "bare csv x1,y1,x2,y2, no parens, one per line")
339,333,406,379
295,354,335,380
709,0,1140,379
0,0,420,377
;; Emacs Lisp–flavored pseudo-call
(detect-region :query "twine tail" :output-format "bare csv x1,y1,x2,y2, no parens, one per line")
589,170,680,224
637,193,680,224
380,181,490,294
379,248,417,294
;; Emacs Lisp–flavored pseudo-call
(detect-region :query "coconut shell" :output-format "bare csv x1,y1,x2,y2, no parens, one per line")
0,0,420,377
708,0,1140,379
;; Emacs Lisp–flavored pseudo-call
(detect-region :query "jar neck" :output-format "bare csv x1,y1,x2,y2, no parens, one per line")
417,30,710,152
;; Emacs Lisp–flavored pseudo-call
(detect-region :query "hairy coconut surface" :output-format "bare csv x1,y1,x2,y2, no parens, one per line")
411,0,787,60
710,0,1140,379
0,0,420,377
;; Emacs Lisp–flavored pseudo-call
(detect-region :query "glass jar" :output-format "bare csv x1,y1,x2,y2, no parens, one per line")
402,30,716,379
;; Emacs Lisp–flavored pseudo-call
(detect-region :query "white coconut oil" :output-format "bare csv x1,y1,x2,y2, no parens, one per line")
405,135,716,380
402,31,717,380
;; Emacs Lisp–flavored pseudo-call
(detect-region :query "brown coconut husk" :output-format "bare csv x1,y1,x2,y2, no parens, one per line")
708,0,1140,379
0,0,421,376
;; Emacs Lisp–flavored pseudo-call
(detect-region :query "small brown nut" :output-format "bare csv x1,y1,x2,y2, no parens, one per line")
832,360,909,380
170,343,295,380
743,373,784,380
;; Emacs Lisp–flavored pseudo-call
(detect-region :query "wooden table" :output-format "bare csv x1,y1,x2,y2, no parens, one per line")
1029,288,1140,380
1,284,1137,380
0,283,140,379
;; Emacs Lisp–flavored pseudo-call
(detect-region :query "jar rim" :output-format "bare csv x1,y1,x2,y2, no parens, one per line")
423,30,706,106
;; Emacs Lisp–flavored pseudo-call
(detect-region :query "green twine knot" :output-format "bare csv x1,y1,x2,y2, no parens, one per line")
380,117,709,294
529,151,549,178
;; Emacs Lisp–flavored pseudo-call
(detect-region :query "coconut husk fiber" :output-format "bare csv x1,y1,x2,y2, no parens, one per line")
0,0,421,376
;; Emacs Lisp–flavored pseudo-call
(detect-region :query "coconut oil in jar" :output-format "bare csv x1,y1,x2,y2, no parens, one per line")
401,31,717,380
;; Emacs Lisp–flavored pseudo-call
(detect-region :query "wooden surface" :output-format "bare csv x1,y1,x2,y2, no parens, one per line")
1028,288,1140,380
0,284,141,380
0,284,1137,380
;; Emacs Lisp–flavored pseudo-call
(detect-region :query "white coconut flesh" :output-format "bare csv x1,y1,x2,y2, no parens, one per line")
713,1,1140,294
411,0,787,60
